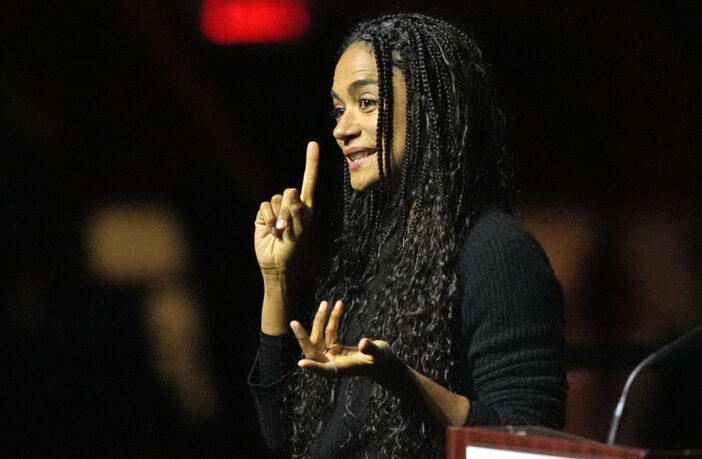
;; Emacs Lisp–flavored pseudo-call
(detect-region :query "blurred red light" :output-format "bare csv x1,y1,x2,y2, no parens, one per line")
201,0,310,44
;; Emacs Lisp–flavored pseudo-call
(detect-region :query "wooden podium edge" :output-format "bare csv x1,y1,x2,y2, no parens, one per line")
446,426,649,459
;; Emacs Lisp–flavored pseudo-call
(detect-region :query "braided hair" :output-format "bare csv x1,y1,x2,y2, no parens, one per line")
289,13,509,457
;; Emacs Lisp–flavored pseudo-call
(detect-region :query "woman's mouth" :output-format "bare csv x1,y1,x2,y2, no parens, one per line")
345,149,377,172
345,148,377,161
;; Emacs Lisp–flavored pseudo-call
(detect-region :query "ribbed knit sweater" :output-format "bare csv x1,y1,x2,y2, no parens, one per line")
248,207,567,457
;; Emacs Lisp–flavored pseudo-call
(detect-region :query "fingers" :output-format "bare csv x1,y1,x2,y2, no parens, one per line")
290,321,317,359
300,141,319,208
298,359,338,377
324,300,343,348
287,189,305,236
276,188,304,236
291,300,343,365
271,194,282,218
256,194,282,236
309,301,330,345
264,140,318,238
276,189,291,233
257,201,277,235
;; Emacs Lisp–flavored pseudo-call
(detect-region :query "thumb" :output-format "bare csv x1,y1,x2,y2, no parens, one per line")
359,338,377,355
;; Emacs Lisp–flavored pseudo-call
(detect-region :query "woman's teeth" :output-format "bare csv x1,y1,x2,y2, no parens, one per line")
349,151,374,161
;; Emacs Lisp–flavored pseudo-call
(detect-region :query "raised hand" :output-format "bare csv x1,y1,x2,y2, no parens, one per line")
254,142,319,276
290,300,394,380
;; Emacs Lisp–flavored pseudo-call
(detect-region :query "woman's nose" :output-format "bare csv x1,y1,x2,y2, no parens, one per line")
333,110,361,143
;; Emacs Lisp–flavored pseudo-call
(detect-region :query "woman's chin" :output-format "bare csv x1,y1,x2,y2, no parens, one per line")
350,178,381,192
350,171,400,192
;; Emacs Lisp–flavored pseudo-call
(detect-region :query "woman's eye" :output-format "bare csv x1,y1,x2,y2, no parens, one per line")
360,98,378,111
330,106,345,120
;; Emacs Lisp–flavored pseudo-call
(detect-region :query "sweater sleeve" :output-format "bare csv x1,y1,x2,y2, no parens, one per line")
248,333,299,454
458,209,567,428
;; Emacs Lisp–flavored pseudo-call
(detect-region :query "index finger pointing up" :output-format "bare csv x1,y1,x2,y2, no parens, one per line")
300,141,319,207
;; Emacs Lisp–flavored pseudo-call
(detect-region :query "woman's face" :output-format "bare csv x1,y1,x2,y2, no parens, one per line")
331,42,407,191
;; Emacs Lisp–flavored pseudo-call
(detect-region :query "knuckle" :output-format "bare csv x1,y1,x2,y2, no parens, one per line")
289,203,302,216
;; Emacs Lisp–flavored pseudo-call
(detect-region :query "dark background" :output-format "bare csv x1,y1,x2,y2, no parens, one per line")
2,0,701,456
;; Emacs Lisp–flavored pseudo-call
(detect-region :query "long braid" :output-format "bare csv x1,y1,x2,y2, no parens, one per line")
376,37,396,247
342,163,351,229
379,40,394,196
396,59,414,245
407,27,434,216
374,36,387,192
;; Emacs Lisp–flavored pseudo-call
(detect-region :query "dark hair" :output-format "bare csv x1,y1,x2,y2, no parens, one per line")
289,12,509,457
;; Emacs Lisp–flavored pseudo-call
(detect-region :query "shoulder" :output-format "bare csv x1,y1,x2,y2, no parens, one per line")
460,205,551,270
456,204,563,327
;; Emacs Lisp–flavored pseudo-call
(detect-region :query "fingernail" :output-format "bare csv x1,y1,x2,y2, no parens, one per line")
270,226,277,236
276,219,287,230
318,302,326,311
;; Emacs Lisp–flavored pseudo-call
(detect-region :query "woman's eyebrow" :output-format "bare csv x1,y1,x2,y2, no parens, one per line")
331,78,379,100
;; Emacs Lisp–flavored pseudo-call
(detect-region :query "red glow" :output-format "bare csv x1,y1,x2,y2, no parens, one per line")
201,0,310,44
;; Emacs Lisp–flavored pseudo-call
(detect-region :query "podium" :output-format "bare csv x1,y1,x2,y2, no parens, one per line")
446,426,702,459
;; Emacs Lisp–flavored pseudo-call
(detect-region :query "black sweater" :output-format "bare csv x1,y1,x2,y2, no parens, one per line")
248,207,567,457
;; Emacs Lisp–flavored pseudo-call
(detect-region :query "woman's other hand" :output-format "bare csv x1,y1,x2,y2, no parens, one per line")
292,300,470,427
254,141,319,277
290,300,395,381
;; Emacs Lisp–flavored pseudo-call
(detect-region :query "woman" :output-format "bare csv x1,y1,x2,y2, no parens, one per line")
250,13,566,458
